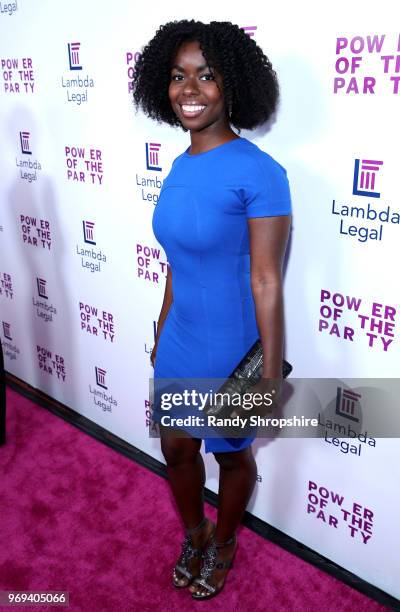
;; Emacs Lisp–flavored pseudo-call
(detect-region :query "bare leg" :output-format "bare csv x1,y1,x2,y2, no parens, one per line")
160,431,214,586
214,445,257,540
190,445,257,595
160,433,204,527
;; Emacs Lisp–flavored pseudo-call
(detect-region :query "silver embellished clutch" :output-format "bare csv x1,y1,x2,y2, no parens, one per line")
203,339,292,419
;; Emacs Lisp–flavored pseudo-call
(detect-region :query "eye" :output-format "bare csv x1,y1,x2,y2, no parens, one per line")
170,73,215,82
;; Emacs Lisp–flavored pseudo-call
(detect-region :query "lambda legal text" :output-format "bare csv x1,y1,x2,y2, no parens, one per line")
332,200,399,242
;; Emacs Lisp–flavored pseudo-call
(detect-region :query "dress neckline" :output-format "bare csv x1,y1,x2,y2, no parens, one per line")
184,137,247,158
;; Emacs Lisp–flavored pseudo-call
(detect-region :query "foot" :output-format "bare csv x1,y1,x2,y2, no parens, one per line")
172,517,215,588
189,534,237,598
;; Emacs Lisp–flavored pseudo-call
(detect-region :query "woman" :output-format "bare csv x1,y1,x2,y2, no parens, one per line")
133,20,292,600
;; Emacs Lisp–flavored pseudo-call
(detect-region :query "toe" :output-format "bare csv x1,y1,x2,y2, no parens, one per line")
173,570,189,587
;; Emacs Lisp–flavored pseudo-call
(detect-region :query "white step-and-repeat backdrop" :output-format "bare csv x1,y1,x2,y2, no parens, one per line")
0,0,398,599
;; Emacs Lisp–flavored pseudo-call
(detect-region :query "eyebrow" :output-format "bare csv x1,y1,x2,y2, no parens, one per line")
171,64,211,72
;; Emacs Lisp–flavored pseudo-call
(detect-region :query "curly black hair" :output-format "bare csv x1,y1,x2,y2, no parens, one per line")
132,19,280,132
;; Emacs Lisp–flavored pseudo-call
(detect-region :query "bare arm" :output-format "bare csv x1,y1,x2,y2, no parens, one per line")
248,215,291,378
151,264,173,366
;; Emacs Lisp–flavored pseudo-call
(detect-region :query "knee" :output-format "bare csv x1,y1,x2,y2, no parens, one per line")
214,448,257,472
160,437,201,468
213,452,237,471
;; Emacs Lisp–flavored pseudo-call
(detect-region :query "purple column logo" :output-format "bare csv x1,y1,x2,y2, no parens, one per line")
335,387,361,423
20,131,31,154
145,142,162,171
83,220,96,245
37,277,48,299
352,159,383,198
2,322,12,340
68,42,82,70
241,26,257,38
95,367,107,389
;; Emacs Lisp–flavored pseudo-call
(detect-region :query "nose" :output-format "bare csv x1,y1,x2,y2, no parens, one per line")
182,75,200,95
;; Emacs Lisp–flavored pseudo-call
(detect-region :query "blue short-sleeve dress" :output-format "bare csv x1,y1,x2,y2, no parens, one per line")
152,136,292,453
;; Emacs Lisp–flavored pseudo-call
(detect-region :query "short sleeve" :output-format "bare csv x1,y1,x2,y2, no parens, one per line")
245,156,292,219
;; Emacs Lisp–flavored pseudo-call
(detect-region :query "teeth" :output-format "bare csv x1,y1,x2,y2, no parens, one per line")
181,105,205,112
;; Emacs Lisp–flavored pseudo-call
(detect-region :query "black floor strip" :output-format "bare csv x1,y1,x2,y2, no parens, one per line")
3,373,399,611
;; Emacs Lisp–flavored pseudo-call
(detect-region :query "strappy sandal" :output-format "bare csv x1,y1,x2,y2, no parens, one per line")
191,533,237,600
172,516,216,588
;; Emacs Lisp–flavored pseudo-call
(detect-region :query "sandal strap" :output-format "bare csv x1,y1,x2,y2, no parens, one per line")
173,518,217,586
173,520,212,582
192,577,217,595
196,534,236,582
174,564,193,580
180,534,203,557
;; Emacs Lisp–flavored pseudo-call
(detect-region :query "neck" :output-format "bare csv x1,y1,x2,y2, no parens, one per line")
189,127,238,155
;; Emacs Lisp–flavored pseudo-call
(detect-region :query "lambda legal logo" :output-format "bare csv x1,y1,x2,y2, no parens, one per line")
16,131,42,183
241,26,257,37
77,220,106,273
2,320,19,361
37,277,48,299
68,42,82,70
145,143,162,171
90,366,117,412
20,131,31,154
352,159,383,198
95,366,107,389
335,387,361,423
83,220,96,245
33,277,56,322
62,41,94,105
2,321,12,340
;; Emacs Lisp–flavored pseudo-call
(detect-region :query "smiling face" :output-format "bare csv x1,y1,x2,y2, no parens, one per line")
168,40,229,132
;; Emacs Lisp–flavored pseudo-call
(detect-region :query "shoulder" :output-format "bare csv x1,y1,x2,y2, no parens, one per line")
237,140,292,216
170,150,186,168
236,138,289,180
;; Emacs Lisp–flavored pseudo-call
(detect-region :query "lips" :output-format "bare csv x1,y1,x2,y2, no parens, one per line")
179,103,207,119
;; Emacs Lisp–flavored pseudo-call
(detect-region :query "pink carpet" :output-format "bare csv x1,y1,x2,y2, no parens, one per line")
0,386,388,611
